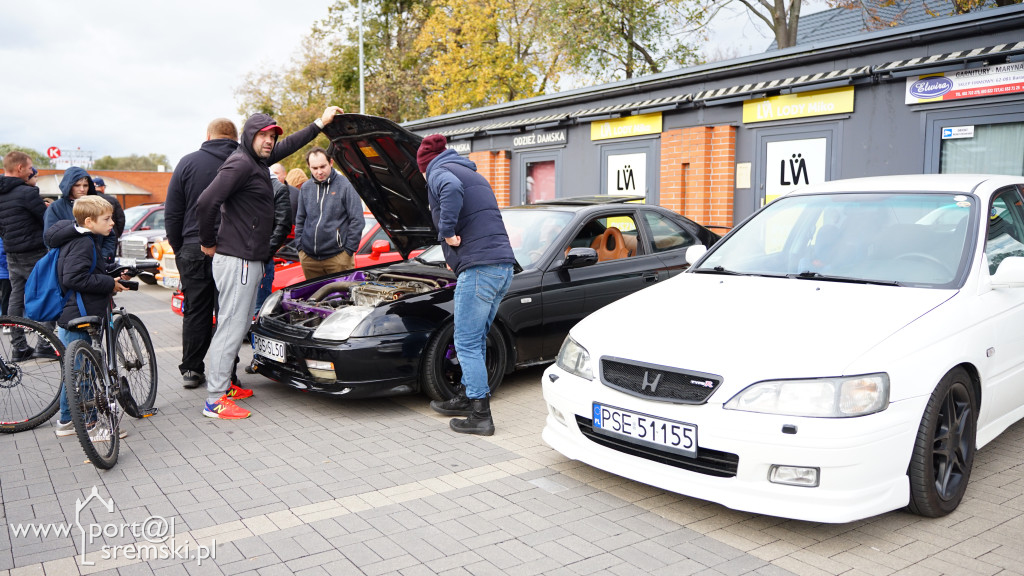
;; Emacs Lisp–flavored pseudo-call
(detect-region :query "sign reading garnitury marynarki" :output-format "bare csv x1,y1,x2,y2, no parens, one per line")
905,62,1024,104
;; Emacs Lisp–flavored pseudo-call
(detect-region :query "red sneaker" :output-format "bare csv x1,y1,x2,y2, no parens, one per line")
203,396,251,419
226,383,253,400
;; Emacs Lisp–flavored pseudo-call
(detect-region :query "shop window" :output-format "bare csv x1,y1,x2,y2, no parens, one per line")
526,160,556,204
941,122,1024,176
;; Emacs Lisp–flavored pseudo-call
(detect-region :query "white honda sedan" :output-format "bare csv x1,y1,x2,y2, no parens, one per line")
542,174,1024,523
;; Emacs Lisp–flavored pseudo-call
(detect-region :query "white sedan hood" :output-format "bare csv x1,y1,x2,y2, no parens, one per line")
573,273,956,400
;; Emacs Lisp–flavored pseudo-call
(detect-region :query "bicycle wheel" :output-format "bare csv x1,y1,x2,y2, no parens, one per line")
112,313,157,417
0,315,65,433
64,340,119,469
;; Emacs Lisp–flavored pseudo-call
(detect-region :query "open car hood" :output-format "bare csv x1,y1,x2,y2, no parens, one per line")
322,114,437,258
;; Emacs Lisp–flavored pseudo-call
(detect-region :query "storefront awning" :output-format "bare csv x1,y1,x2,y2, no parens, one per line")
694,66,872,105
573,94,691,121
874,41,1024,78
482,113,571,134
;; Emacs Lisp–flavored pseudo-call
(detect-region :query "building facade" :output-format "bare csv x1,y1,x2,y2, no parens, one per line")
403,5,1024,230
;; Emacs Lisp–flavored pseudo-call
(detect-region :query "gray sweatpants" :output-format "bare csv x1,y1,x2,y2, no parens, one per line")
205,253,261,403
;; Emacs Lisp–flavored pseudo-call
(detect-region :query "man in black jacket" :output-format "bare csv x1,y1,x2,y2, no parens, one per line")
0,151,52,360
196,106,342,419
165,119,239,389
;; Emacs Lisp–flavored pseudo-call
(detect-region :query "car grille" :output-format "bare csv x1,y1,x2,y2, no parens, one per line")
600,357,722,404
120,237,149,260
257,316,314,338
161,254,177,274
575,415,738,478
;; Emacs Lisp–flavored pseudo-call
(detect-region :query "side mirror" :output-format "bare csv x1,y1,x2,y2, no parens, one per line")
564,247,598,268
991,256,1024,288
370,240,391,257
685,244,708,265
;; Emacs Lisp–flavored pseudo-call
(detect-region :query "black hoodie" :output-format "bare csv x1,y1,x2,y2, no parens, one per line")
44,219,116,328
0,175,47,254
165,138,239,252
196,114,321,262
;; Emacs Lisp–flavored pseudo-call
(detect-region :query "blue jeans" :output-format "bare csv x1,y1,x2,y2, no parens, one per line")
253,259,276,317
57,327,92,423
453,263,513,399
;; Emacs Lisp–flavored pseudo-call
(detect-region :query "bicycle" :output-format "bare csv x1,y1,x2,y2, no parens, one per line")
0,316,65,433
63,265,159,469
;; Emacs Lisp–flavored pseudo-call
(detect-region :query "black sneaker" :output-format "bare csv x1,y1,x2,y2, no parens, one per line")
182,370,205,389
11,346,34,363
33,346,60,361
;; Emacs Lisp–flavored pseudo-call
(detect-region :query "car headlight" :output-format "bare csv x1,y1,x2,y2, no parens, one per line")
555,336,593,381
312,306,374,341
258,291,283,318
724,373,889,417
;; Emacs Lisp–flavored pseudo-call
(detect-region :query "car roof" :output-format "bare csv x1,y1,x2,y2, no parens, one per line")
783,174,1023,198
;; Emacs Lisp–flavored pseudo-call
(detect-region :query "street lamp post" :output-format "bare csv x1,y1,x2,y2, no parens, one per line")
359,0,365,114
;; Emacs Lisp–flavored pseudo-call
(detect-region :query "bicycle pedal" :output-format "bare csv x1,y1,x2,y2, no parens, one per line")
140,408,159,417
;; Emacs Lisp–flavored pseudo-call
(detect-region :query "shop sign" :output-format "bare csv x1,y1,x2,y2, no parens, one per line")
941,126,975,139
905,62,1024,104
591,113,662,141
743,87,854,124
765,138,827,203
447,141,471,155
513,129,567,149
607,153,647,196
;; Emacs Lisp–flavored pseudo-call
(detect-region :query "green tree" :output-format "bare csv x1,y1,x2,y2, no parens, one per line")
552,0,706,82
92,153,172,171
0,144,54,169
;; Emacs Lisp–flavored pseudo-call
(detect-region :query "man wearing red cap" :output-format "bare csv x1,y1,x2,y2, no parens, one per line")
196,106,343,419
418,134,516,436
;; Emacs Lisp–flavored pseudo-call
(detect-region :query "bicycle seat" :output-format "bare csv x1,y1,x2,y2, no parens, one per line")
67,315,103,331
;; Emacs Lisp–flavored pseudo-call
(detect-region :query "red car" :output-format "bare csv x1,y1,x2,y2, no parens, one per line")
171,216,427,315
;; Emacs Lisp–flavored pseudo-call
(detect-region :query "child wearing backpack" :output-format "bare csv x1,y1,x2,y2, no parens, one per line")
44,195,130,439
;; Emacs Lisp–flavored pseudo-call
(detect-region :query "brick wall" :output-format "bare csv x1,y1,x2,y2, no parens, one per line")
659,125,736,229
469,151,512,208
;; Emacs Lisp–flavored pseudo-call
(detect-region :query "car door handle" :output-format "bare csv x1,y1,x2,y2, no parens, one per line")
643,272,658,283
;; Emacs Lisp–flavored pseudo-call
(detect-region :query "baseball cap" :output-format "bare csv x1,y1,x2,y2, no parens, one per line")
259,124,284,135
29,167,38,178
92,176,106,186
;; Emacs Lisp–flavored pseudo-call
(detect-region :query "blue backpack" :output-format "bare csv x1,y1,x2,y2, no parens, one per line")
25,245,96,322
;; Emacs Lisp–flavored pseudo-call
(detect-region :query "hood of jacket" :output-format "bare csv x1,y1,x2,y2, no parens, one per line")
240,113,279,165
428,149,477,174
58,167,96,199
44,218,83,249
200,138,239,162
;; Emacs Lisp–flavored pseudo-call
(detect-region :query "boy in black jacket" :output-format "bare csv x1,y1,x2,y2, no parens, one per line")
46,196,130,440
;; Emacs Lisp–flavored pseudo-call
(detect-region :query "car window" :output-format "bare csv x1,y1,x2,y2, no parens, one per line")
358,227,391,255
986,187,1024,275
123,205,150,230
142,209,164,230
642,211,697,253
568,214,639,263
501,209,573,269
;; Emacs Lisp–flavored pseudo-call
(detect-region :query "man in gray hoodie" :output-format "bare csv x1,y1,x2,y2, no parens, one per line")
294,147,364,279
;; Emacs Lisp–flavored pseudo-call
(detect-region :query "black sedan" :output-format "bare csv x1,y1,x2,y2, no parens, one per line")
249,115,719,401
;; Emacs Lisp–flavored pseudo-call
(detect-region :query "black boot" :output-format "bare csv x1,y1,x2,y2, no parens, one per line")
449,398,494,436
430,389,472,416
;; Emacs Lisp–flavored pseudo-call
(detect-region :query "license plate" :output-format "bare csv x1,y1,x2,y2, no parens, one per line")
253,335,286,363
592,403,698,458
162,276,179,289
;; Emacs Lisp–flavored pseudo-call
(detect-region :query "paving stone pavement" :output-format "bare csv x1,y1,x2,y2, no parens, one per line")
3,283,1024,576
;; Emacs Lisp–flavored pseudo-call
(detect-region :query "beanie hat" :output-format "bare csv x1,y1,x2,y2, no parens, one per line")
416,134,448,172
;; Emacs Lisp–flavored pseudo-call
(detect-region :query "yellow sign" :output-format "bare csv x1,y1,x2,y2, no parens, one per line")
591,113,663,141
743,87,854,124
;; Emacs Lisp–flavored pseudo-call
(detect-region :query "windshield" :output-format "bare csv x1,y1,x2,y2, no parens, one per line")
123,205,152,230
415,209,574,270
697,192,976,288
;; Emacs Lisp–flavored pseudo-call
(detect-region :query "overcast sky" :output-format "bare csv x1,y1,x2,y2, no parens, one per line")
0,1,797,169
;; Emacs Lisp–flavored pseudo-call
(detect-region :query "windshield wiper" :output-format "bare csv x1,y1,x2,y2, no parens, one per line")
692,266,742,275
413,255,447,268
789,271,900,286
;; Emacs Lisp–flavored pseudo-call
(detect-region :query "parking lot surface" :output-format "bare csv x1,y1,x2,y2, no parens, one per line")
3,283,1024,576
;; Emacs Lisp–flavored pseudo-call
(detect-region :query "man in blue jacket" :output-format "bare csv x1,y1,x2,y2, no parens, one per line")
418,134,516,436
294,147,364,279
43,167,125,265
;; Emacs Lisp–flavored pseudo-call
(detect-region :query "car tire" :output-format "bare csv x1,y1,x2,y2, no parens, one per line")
420,322,507,401
906,367,977,517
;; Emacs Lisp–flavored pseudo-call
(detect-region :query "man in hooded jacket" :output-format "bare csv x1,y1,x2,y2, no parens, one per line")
0,151,51,360
195,106,343,420
165,118,239,390
43,167,126,264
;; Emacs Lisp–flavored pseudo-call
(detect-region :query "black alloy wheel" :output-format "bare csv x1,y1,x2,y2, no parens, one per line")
420,322,508,401
907,367,977,517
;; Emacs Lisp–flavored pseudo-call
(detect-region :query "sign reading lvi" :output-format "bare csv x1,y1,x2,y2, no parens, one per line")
743,87,854,124
591,113,663,141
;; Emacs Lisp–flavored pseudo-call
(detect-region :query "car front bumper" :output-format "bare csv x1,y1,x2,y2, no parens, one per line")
541,364,928,523
249,323,432,399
